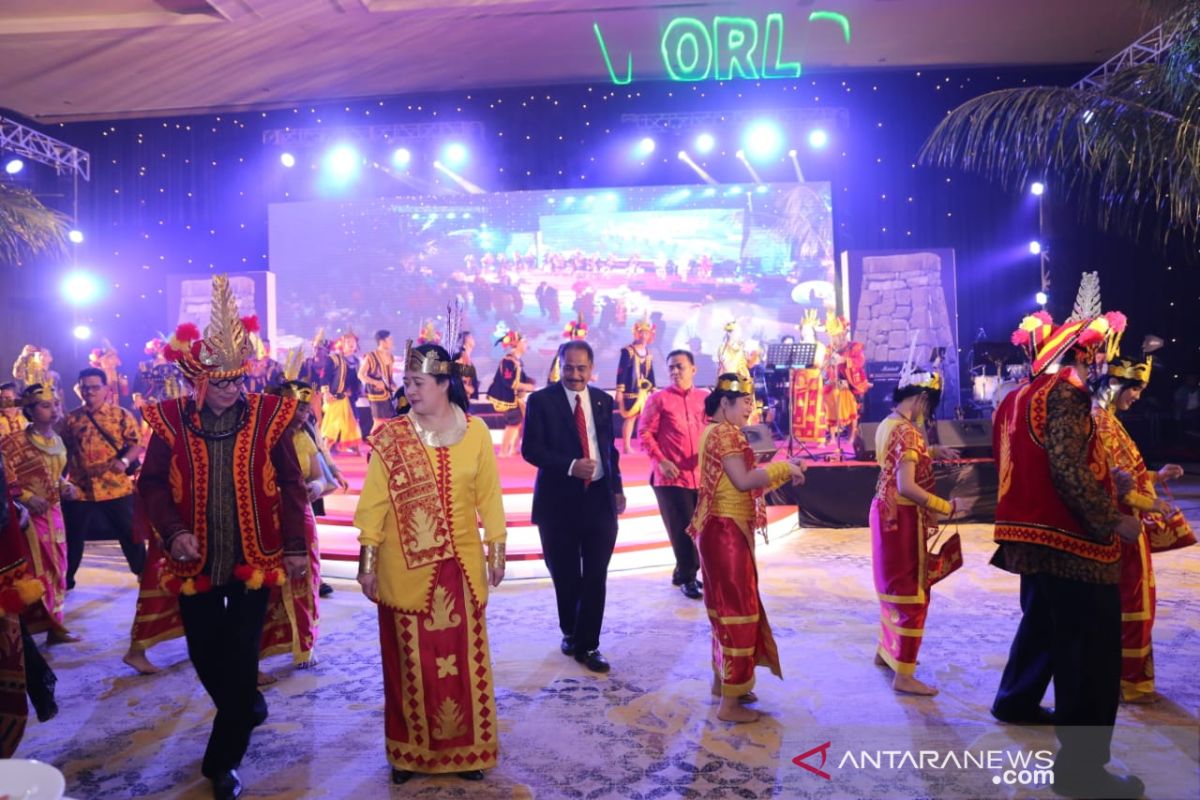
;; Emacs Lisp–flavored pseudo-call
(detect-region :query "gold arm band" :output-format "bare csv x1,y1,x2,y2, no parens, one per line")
1125,491,1156,513
925,495,952,515
358,545,379,576
764,461,792,489
487,542,506,572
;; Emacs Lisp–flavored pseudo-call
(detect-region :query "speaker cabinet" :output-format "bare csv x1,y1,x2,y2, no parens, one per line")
741,424,779,463
934,419,993,458
854,421,882,461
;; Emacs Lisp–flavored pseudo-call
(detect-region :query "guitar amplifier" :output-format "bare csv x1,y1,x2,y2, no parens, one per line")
933,419,994,458
741,424,779,464
863,362,902,422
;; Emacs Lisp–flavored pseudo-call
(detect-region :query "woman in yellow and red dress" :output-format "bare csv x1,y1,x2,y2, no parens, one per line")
869,363,956,696
1093,354,1191,704
688,373,805,723
354,342,506,784
0,384,77,642
822,313,869,449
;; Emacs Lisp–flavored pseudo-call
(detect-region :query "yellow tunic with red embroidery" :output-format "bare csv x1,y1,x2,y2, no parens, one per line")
1093,404,1166,701
353,410,506,773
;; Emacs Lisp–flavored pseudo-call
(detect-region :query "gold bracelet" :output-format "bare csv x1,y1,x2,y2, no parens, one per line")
358,545,379,576
925,495,952,515
764,461,792,488
487,542,506,572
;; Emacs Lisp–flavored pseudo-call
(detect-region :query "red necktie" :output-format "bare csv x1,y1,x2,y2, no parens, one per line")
574,393,591,489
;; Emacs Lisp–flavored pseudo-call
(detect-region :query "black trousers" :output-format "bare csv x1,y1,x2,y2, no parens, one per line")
62,496,146,587
20,620,56,721
179,585,270,777
992,572,1121,776
651,485,699,584
537,479,618,653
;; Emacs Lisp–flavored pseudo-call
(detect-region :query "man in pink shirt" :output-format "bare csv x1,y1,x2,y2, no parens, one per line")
640,350,710,599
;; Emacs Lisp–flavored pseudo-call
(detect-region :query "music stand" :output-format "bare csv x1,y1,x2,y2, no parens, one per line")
766,342,819,458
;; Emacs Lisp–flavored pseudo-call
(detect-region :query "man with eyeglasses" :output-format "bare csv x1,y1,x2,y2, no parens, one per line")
61,367,146,589
139,278,309,800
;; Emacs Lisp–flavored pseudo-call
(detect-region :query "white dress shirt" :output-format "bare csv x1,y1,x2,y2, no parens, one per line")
564,384,604,480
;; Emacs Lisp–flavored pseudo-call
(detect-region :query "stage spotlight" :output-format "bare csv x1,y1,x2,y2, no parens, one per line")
1028,240,1043,255
695,133,715,154
72,324,92,340
734,150,763,184
1035,291,1049,306
807,129,829,149
635,137,656,158
1030,181,1045,196
61,271,102,306
432,160,484,193
4,158,24,175
68,229,84,244
324,144,361,180
442,142,469,168
788,149,798,158
280,152,296,168
677,150,718,185
743,121,784,162
392,147,412,169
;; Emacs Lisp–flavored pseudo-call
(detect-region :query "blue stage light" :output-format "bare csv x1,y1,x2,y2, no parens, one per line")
4,158,24,175
280,152,296,168
68,229,84,244
392,148,412,169
807,129,829,149
324,144,361,181
1028,240,1043,256
694,133,715,154
1035,291,1049,306
61,271,102,306
634,137,656,158
1030,181,1045,196
73,325,92,340
442,142,468,168
743,121,784,162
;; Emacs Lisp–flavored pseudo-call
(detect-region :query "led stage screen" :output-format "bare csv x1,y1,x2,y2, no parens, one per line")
268,182,834,387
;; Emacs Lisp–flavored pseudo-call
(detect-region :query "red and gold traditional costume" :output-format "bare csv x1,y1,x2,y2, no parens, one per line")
0,461,50,758
822,314,869,438
688,414,790,698
354,406,506,775
1093,356,1195,702
0,392,71,636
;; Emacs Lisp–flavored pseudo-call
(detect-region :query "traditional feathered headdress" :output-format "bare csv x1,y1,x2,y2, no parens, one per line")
495,329,524,349
162,274,259,403
898,331,942,392
1017,272,1126,376
825,312,849,338
20,383,56,407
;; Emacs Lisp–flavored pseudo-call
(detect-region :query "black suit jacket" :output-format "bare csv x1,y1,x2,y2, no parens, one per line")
522,383,623,527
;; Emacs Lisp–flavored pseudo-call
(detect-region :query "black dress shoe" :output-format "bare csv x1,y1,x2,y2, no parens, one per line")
34,696,58,723
560,636,576,656
1052,770,1144,799
391,768,415,785
319,582,333,598
574,649,610,673
211,769,243,800
680,581,703,600
990,705,1054,725
457,770,485,781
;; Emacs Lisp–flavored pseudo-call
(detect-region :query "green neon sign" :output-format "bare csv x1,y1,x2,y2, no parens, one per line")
594,11,849,84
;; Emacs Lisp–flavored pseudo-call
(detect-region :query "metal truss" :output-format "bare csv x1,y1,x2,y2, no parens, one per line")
1075,23,1174,90
621,107,849,132
0,116,90,181
262,121,485,147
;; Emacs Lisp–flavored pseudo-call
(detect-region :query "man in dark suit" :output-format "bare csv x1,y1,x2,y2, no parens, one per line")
522,340,626,673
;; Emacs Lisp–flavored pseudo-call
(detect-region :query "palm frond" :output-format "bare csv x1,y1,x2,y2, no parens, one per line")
919,0,1200,242
0,182,70,265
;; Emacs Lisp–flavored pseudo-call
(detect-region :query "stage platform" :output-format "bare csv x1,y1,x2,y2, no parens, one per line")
316,447,799,581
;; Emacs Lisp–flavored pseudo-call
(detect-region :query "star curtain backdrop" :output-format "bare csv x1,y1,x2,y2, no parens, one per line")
2,66,1198,406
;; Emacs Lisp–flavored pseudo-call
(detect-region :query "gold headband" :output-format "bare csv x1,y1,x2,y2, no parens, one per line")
21,384,56,405
403,340,454,376
716,377,751,394
279,382,315,404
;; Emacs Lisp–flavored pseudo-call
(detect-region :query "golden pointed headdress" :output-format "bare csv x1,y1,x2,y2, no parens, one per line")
898,332,943,392
800,309,820,330
825,312,848,338
1107,357,1153,386
714,376,752,394
162,275,259,401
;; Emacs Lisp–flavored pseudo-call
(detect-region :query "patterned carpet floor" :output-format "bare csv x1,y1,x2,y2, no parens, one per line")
15,513,1200,799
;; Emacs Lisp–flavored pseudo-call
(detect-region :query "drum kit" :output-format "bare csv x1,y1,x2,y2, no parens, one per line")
971,341,1029,408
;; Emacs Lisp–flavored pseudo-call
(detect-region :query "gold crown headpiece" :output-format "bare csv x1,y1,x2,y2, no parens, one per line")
20,384,56,406
800,309,820,329
715,377,752,395
282,347,305,382
404,340,455,376
278,380,315,404
898,331,943,392
1108,356,1152,386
